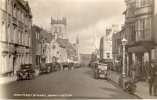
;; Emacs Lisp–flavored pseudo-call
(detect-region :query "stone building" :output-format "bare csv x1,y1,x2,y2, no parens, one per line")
50,17,67,40
125,0,157,76
112,0,157,77
40,29,52,63
49,17,80,63
50,38,68,63
31,25,42,67
0,0,32,76
100,25,120,63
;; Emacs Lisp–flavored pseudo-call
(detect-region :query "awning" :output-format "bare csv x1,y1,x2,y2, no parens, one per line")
128,46,148,53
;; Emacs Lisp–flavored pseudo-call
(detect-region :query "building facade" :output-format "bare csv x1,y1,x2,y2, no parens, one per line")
0,0,32,76
40,29,52,63
100,25,120,62
112,0,157,78
50,39,68,63
31,25,42,67
125,0,157,77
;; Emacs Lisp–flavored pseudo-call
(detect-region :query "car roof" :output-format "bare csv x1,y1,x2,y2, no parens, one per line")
97,63,108,66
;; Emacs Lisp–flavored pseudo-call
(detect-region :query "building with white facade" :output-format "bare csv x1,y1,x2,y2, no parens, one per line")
100,25,120,62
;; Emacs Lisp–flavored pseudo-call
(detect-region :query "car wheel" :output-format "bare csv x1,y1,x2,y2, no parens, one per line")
17,78,20,81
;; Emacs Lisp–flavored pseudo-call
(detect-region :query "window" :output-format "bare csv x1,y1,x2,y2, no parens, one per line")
36,32,38,39
136,17,151,41
2,21,5,41
8,24,13,42
38,33,40,39
59,27,61,33
106,53,110,58
17,9,19,20
25,33,27,46
54,27,57,32
25,15,27,25
21,11,23,22
43,39,45,44
13,26,16,43
43,49,45,54
140,0,150,7
21,32,23,45
145,18,150,29
13,4,17,18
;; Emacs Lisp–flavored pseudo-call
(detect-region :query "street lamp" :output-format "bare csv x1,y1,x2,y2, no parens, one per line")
121,37,127,78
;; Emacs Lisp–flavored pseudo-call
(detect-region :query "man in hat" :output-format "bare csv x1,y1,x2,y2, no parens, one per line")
147,60,157,96
152,60,157,96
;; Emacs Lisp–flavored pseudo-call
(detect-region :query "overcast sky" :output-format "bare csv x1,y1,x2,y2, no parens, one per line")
28,0,125,54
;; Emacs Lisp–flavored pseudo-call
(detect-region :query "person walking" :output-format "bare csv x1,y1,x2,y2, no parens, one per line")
153,61,157,96
147,60,157,96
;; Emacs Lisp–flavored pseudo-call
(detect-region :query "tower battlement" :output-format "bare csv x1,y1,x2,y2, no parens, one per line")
51,17,67,25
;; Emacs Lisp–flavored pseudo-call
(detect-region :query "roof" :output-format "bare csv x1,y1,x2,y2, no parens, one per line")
17,0,32,17
56,38,70,48
40,29,53,43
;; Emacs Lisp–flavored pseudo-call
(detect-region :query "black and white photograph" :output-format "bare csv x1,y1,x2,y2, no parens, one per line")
0,0,157,99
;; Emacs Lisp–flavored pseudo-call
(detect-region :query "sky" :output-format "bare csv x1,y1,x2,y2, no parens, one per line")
27,0,126,54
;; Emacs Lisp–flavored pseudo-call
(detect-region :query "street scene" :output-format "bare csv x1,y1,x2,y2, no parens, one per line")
0,0,157,99
0,67,140,99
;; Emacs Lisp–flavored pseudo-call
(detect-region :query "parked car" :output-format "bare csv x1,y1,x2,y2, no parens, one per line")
16,64,36,81
39,63,51,75
74,63,81,69
69,62,74,69
94,63,110,79
46,63,53,72
51,62,61,71
62,62,70,70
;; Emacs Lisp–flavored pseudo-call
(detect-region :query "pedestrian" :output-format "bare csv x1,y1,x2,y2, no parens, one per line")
153,61,157,96
147,60,157,96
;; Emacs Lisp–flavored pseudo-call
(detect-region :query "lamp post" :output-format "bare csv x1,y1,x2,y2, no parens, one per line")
121,37,127,78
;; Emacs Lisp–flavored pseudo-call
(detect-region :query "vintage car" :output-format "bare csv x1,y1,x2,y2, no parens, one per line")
16,64,36,81
39,63,51,75
74,63,81,69
62,62,70,70
53,62,62,71
94,63,110,79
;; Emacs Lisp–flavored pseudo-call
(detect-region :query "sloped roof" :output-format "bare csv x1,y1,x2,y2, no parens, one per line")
56,38,70,48
40,29,53,43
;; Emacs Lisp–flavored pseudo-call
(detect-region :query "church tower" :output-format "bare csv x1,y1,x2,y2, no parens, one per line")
50,17,67,40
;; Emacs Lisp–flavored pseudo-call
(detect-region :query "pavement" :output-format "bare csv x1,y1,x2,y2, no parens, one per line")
0,67,140,99
108,71,157,99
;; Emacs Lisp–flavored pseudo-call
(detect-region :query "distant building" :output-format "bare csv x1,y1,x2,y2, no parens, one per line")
40,29,52,63
100,25,120,63
92,33,100,61
50,38,80,63
0,0,32,76
50,17,67,40
48,17,80,63
50,38,68,63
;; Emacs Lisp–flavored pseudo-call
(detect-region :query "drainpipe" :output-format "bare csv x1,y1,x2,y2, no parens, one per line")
6,0,10,76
